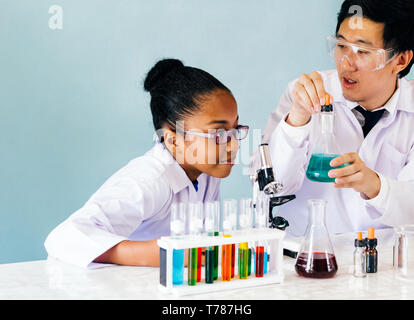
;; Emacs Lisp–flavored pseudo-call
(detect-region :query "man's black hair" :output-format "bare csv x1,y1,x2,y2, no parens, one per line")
336,0,414,78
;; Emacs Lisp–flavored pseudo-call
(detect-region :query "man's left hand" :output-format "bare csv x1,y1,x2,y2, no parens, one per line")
328,152,381,199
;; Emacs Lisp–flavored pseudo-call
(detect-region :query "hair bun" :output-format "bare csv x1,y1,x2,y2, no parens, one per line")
144,59,185,93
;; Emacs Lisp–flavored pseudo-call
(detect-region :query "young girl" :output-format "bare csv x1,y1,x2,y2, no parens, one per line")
44,59,249,269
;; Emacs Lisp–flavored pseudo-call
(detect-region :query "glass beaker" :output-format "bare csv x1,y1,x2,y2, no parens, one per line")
393,225,414,281
295,199,338,279
306,96,347,183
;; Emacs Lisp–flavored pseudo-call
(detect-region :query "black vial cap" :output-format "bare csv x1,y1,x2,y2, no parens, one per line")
366,238,378,248
355,239,366,247
321,104,333,112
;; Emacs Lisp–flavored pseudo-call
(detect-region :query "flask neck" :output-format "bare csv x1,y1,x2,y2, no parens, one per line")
320,112,334,135
307,199,327,228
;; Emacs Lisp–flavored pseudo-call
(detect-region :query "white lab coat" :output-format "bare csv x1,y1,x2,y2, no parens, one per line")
44,142,221,269
250,70,414,236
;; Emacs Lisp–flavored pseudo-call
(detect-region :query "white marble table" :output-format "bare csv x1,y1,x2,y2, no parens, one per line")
1,229,412,300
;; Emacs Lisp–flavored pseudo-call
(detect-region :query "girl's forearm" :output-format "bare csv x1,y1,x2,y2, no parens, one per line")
94,240,160,267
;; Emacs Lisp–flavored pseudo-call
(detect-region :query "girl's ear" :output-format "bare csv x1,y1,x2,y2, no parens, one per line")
163,128,178,156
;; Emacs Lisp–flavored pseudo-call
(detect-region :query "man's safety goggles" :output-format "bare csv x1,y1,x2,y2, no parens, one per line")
327,35,396,71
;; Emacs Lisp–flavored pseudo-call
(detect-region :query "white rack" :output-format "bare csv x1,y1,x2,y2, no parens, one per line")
157,228,285,296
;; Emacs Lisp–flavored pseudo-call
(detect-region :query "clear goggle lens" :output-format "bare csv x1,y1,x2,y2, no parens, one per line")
327,35,395,71
215,126,249,145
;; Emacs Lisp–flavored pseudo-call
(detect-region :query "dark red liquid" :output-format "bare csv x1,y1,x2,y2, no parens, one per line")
255,246,265,277
295,252,338,279
197,248,202,282
231,244,235,278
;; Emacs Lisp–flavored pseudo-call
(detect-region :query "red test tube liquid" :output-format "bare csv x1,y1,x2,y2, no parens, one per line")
231,244,235,278
256,246,265,277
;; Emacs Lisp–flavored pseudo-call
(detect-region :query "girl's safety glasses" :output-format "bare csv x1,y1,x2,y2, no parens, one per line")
177,125,249,145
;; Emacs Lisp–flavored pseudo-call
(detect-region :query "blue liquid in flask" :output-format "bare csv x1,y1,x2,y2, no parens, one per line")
306,154,346,183
172,249,185,285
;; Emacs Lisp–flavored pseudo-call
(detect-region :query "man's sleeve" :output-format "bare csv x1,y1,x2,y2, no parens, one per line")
365,147,414,226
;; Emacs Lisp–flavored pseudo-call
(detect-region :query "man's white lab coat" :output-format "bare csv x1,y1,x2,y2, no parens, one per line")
251,70,414,236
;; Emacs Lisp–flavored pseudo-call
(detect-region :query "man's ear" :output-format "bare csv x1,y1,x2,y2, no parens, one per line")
394,50,413,76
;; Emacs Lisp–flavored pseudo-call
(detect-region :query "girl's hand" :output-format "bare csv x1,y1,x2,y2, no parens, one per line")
328,153,381,199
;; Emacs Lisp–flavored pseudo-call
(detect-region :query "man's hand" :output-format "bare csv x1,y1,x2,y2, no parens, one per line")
329,153,381,199
287,72,332,127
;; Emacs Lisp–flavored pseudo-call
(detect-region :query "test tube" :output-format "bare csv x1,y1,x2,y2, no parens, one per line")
188,202,203,286
255,195,267,278
248,245,252,276
238,198,253,280
222,199,236,282
197,247,202,282
213,201,220,280
264,248,268,275
204,201,219,284
170,203,186,285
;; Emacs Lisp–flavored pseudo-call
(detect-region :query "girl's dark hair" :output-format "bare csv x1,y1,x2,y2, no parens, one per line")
143,58,231,139
336,0,414,78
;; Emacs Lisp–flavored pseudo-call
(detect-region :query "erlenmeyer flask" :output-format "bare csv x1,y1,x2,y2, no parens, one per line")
295,199,338,279
306,95,347,183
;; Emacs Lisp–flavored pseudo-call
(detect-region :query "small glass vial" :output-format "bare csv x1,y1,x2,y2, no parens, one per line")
353,232,367,278
366,228,378,274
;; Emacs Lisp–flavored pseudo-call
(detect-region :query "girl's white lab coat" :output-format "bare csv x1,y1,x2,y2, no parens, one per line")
44,142,220,269
251,70,414,236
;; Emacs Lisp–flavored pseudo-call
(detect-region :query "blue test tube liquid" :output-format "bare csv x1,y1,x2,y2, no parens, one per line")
170,203,186,286
173,249,185,285
253,249,256,274
264,252,268,274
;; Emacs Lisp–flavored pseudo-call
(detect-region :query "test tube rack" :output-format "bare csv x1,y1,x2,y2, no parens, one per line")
157,228,285,296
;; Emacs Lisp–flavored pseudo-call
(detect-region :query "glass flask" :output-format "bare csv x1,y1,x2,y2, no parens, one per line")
306,95,347,183
295,199,338,279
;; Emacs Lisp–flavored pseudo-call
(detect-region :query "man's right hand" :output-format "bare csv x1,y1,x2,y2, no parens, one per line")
286,71,331,127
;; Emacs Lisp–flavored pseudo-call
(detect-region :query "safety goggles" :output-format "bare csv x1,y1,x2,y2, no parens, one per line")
327,35,396,71
177,125,249,145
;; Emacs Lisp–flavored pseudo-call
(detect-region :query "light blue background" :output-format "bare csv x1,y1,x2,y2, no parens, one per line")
1,0,411,264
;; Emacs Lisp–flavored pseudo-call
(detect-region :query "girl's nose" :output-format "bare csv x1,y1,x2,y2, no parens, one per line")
227,135,240,154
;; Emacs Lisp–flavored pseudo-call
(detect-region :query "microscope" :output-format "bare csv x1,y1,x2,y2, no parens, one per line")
251,143,296,231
